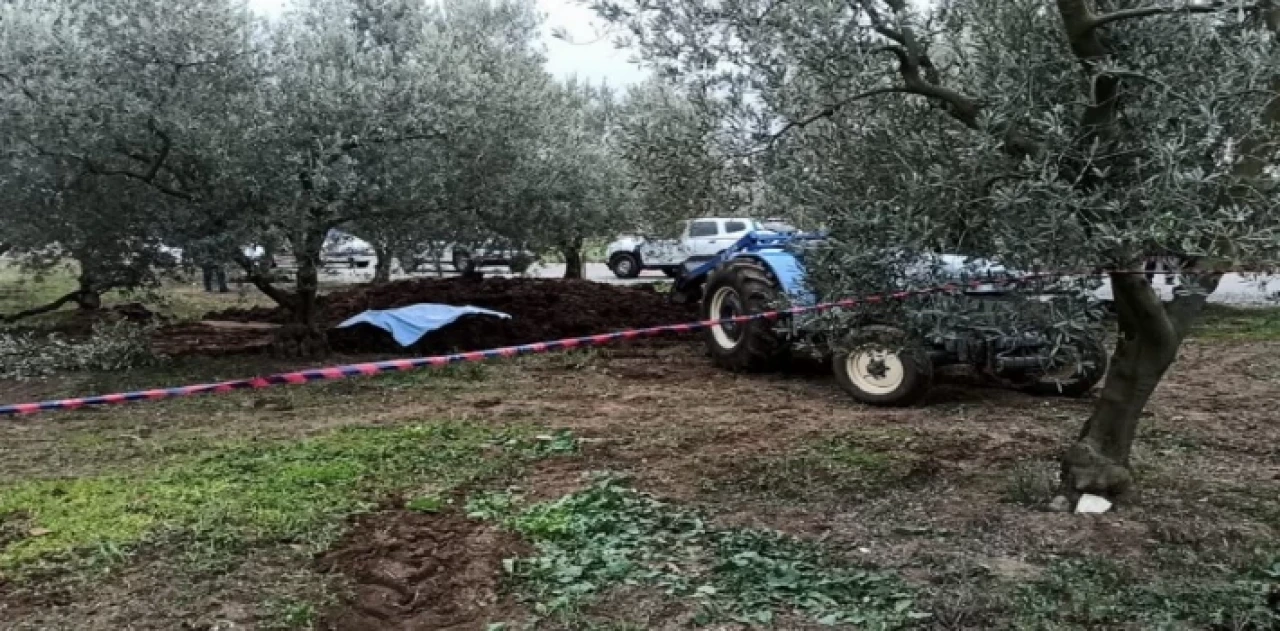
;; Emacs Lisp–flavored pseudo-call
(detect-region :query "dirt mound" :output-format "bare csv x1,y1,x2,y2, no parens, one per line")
317,508,528,631
208,277,698,355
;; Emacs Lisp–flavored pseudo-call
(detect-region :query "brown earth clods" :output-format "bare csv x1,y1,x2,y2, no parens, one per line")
317,507,529,631
203,277,696,355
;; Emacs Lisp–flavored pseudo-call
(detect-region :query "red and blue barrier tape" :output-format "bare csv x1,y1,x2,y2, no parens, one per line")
5,266,1266,417
0,284,966,417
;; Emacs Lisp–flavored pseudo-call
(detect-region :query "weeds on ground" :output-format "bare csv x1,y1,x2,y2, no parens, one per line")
261,597,323,630
1000,461,1058,507
0,423,559,577
0,263,274,328
478,475,923,629
0,320,160,380
1195,306,1280,342
708,431,928,504
544,349,601,371
357,360,491,386
1013,556,1280,629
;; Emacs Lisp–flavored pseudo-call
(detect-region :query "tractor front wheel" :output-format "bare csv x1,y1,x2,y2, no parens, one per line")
700,260,788,371
832,326,932,406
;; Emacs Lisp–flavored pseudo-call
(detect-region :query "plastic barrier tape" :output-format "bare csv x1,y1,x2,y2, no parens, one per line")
3,268,1268,416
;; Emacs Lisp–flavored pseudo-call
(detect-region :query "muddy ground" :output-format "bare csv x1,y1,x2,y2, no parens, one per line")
169,277,694,356
2,324,1277,629
322,339,1280,629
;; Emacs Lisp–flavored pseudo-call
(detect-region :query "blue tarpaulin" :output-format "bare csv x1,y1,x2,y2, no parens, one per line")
336,303,511,347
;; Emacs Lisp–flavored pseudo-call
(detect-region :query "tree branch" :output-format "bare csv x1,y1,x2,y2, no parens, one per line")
759,87,916,150
859,0,907,44
234,254,297,309
0,291,87,323
0,70,40,103
142,118,173,182
1087,1,1254,32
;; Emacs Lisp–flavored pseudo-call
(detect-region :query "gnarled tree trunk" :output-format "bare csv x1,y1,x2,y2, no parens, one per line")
560,237,585,279
1061,271,1220,499
244,225,330,358
74,271,102,311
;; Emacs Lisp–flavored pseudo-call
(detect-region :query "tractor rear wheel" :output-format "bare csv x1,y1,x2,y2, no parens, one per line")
700,260,789,371
1020,334,1109,397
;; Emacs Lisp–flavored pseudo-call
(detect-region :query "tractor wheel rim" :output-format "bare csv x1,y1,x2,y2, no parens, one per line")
847,349,905,395
1040,346,1089,383
709,286,744,349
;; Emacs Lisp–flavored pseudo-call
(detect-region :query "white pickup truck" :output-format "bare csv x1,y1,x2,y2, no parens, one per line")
606,217,785,279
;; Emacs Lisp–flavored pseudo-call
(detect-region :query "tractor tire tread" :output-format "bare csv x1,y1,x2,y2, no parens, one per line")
702,259,789,372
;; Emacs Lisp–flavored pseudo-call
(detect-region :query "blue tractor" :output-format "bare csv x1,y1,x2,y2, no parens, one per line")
671,229,1108,406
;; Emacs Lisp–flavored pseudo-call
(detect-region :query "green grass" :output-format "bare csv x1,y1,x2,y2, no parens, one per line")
707,431,929,504
1000,461,1058,507
0,263,80,316
1195,305,1280,341
0,422,557,576
1012,556,1280,629
0,262,275,327
479,476,923,629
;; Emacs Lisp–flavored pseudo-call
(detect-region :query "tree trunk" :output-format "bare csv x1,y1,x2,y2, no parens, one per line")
75,272,101,311
1061,271,1220,500
372,242,393,285
561,238,585,279
270,228,329,357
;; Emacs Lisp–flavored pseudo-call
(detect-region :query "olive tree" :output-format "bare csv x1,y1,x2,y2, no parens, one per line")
616,78,754,235
0,0,257,317
336,0,554,283
593,0,1279,500
0,164,180,320
501,79,633,278
190,0,550,351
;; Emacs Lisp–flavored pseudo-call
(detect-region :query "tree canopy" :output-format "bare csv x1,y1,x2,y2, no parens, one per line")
1,0,651,329
589,0,1280,498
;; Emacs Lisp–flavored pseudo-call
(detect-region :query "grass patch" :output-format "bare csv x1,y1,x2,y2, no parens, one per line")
1195,305,1280,342
261,597,323,630
1000,461,1058,507
0,262,274,329
1013,556,1280,629
0,422,561,577
484,476,923,629
708,431,930,503
0,262,80,313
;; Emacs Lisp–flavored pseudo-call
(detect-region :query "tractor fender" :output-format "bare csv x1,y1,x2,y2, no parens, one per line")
731,251,815,307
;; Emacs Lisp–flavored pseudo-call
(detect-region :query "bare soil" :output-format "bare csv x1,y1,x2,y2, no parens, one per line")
317,505,529,631
312,339,1279,629
2,331,1277,629
190,276,696,356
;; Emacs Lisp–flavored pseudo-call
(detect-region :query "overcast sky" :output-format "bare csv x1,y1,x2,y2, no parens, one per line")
246,0,649,87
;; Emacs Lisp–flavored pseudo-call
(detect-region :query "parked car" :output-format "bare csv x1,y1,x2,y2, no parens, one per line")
321,230,377,271
606,217,791,279
404,240,538,274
